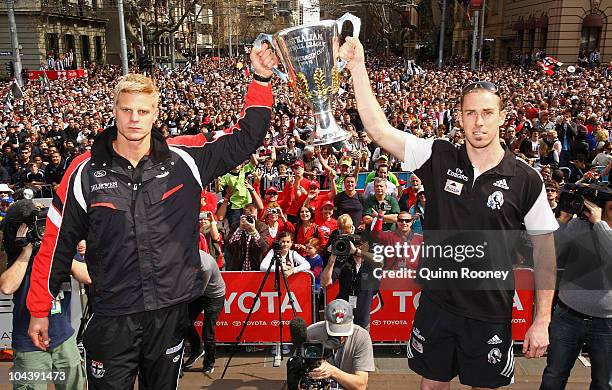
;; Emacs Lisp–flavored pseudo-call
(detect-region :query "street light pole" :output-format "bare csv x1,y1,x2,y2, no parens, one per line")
117,0,129,75
478,0,486,69
6,0,23,86
169,0,176,69
228,0,233,57
437,0,447,68
194,14,198,62
470,9,479,71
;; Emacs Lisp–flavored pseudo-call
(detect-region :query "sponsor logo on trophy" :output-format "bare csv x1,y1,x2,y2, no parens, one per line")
254,13,361,145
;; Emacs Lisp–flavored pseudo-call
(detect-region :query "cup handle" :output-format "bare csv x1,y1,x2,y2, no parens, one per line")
336,13,361,71
252,33,289,82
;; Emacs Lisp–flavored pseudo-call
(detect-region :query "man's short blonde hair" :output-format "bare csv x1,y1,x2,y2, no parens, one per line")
113,73,160,108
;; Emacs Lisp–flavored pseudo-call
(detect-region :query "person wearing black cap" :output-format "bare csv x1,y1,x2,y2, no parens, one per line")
339,37,557,389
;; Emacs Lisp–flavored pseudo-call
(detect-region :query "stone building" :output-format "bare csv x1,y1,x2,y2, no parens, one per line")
0,0,107,73
452,0,610,65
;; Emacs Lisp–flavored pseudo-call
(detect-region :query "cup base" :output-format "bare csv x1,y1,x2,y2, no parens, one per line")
311,131,350,146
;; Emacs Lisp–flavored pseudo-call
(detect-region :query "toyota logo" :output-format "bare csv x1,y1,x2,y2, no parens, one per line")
93,170,107,178
271,320,280,326
372,320,381,326
232,321,241,326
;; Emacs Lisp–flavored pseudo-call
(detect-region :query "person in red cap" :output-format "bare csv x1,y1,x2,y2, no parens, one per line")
302,176,337,217
258,186,280,220
315,200,338,247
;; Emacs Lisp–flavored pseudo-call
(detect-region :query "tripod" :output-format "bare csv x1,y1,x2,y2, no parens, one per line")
221,248,298,377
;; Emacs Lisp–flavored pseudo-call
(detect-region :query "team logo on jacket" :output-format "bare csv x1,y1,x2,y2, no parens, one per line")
93,170,107,178
486,191,504,210
90,360,105,378
487,348,502,364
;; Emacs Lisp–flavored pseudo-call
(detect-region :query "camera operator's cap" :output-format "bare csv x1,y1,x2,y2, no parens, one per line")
0,183,14,194
325,299,354,337
340,158,352,167
265,186,279,195
308,180,320,189
292,160,304,168
377,155,389,162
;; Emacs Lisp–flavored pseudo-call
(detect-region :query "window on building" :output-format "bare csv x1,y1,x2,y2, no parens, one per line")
517,30,524,51
528,29,535,53
81,35,91,65
46,33,59,58
95,36,103,63
580,14,602,53
540,28,547,51
64,34,75,54
490,0,498,15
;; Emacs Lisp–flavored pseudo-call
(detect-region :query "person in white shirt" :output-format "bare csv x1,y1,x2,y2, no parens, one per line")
259,231,310,276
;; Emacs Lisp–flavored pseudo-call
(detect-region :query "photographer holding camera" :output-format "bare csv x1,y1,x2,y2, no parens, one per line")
321,215,380,330
302,299,374,390
0,199,88,389
541,183,612,389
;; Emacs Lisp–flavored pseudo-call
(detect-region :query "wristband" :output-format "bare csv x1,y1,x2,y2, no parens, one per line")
253,73,272,83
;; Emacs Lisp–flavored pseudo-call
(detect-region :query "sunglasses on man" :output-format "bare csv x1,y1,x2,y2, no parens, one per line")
461,81,500,98
397,218,413,223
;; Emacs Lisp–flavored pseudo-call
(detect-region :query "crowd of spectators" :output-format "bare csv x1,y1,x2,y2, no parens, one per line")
1,53,611,271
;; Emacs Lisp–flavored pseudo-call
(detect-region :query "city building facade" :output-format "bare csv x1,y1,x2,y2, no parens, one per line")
452,0,611,65
0,0,107,73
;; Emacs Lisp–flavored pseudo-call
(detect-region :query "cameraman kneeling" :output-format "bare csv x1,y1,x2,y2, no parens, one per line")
305,299,374,390
540,186,612,390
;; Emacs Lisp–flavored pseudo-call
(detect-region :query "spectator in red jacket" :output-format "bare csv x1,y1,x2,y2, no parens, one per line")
398,174,421,212
314,199,338,244
282,160,311,224
293,206,324,257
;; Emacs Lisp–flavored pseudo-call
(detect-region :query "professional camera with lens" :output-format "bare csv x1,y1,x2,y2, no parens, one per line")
287,339,340,390
245,215,255,224
330,234,361,257
558,183,612,215
3,199,48,248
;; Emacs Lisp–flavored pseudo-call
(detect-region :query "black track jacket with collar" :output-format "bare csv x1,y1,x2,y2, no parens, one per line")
27,82,272,318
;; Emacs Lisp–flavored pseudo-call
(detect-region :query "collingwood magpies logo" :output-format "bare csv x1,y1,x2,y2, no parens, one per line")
486,191,504,210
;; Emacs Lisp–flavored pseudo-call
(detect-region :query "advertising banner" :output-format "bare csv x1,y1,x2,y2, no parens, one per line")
27,69,88,81
325,268,534,342
195,271,314,343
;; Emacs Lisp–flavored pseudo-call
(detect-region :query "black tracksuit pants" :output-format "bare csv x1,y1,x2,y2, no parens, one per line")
83,303,188,390
187,295,225,367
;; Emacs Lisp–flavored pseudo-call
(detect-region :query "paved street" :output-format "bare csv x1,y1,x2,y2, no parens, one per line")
0,346,595,389
176,346,593,389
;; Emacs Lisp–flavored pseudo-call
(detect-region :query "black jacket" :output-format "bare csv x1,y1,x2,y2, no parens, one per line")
27,82,272,317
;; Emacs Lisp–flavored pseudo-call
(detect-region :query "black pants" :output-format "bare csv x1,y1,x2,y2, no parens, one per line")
187,295,225,367
83,303,188,390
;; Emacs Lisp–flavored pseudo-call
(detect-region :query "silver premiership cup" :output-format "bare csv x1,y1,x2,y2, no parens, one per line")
254,13,361,146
